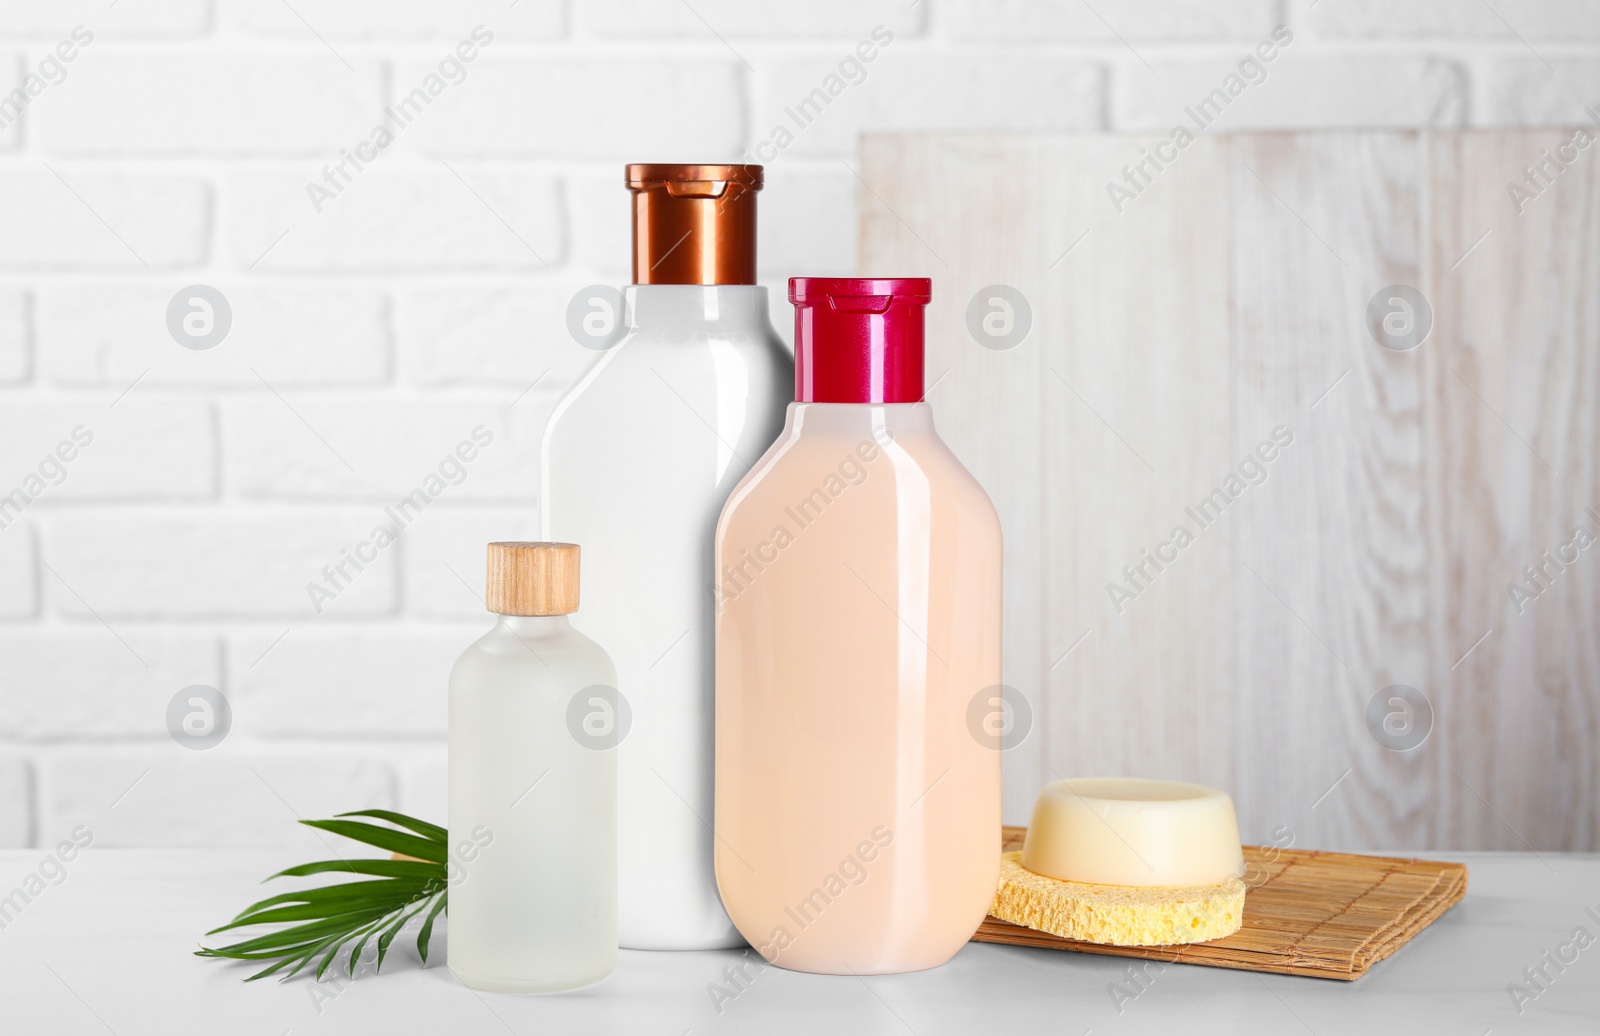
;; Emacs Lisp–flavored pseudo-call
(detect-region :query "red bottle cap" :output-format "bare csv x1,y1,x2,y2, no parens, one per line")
789,277,931,404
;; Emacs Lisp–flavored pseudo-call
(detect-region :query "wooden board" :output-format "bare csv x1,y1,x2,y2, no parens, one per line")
858,131,1600,851
972,827,1467,980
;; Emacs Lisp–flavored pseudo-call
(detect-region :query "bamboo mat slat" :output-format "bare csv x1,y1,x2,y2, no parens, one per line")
971,827,1467,980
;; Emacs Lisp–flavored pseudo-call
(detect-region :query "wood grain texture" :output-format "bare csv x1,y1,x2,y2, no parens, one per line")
974,827,1467,980
484,540,580,615
858,131,1599,850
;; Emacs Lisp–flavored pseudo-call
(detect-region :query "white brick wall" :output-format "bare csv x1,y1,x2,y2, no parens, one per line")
941,1,1278,41
0,633,219,739
37,55,386,156
225,166,565,271
0,0,1594,848
0,758,30,845
0,524,35,618
44,512,400,617
0,171,208,269
0,3,211,38
231,629,455,736
1117,56,1470,128
0,291,28,383
0,399,215,499
219,397,545,500
45,286,390,385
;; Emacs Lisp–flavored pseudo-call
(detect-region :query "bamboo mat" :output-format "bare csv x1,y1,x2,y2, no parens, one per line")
972,826,1467,980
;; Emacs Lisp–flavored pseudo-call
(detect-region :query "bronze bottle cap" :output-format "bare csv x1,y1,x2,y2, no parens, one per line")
625,163,762,286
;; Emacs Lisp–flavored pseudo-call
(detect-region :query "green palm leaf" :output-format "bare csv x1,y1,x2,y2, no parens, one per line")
197,810,449,982
336,810,448,842
298,820,447,863
269,858,439,880
416,894,449,964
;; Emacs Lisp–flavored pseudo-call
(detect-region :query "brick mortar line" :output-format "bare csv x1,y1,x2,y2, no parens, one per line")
3,38,1597,55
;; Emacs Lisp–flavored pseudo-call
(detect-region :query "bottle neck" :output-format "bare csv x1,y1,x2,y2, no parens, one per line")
783,400,938,441
495,614,574,636
624,284,772,333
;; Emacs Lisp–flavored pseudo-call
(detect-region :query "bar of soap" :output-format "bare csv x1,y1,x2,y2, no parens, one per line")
1021,778,1245,887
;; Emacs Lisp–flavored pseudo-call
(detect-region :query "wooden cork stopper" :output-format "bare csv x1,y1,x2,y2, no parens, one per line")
484,542,580,616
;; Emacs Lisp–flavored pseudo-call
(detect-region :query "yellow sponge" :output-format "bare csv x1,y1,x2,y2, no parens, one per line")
991,851,1244,946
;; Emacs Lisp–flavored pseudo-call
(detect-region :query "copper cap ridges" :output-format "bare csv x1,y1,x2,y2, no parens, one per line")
625,163,762,286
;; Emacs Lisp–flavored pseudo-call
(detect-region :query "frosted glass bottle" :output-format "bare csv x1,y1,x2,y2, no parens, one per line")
542,165,790,949
448,542,618,992
714,279,1003,974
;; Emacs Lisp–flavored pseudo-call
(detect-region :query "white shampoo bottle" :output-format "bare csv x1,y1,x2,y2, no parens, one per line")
448,541,618,992
541,164,790,949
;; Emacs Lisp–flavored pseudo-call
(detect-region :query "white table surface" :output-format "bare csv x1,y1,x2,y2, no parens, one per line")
1,849,1596,1035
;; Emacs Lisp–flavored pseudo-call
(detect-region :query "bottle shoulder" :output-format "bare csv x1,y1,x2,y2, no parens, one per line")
450,623,617,685
718,411,1000,530
542,330,794,512
544,328,791,432
557,619,618,671
578,319,791,375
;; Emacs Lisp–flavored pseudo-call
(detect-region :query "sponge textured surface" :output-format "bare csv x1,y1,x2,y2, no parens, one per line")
991,851,1245,946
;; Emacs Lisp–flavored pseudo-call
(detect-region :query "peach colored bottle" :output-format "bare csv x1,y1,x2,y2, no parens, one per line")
713,278,1003,975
